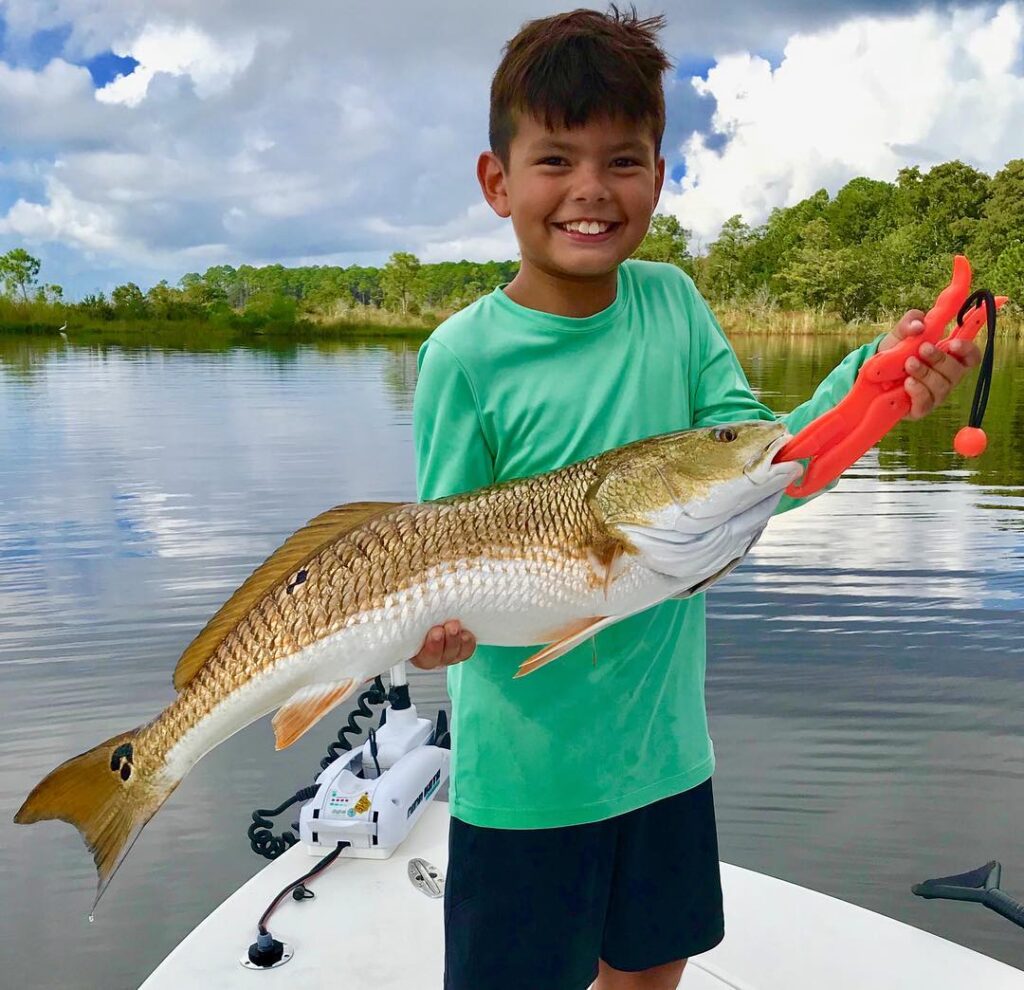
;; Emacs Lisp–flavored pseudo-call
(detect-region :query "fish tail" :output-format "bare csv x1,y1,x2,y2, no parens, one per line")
14,725,176,909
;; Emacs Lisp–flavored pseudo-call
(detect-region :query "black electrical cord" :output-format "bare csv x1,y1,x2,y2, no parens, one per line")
247,785,319,860
257,840,350,936
246,840,351,967
320,676,388,770
247,676,387,860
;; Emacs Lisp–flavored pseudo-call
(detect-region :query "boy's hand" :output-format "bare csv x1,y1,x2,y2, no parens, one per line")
877,309,982,421
410,620,477,670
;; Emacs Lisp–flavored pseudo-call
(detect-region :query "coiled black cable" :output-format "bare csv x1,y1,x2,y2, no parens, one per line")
247,784,319,860
246,676,388,860
320,676,388,770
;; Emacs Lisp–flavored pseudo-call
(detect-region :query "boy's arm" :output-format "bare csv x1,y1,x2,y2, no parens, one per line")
690,292,884,512
410,338,495,668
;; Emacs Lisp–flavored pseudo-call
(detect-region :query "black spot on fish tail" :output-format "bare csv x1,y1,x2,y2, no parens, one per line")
110,742,134,780
109,743,133,772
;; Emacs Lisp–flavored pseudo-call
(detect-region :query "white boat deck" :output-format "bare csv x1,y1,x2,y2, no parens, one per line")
142,801,1024,989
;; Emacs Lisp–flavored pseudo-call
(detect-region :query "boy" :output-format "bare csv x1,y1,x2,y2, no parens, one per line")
410,8,978,990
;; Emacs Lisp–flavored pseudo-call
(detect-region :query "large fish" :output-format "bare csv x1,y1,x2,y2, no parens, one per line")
15,420,801,905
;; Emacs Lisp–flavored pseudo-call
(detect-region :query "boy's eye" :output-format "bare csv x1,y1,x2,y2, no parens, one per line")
537,156,568,167
612,158,642,168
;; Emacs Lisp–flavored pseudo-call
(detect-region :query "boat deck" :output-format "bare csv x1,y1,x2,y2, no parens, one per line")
142,801,1023,989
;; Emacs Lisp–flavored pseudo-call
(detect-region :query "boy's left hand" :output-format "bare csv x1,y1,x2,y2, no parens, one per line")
877,309,982,421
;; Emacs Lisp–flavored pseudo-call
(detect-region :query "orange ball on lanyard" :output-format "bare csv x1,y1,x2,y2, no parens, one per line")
953,426,987,458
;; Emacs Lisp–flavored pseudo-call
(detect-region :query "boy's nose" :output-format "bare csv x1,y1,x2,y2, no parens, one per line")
570,164,610,202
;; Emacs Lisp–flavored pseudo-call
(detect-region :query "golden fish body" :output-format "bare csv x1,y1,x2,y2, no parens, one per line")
15,420,800,904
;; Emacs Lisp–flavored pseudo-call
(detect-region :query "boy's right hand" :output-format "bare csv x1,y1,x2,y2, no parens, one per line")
410,620,477,670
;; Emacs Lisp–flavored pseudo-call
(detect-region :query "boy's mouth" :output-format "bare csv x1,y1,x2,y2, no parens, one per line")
553,219,621,242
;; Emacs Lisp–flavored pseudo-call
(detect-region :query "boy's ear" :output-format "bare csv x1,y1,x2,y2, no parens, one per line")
477,151,511,219
653,156,666,208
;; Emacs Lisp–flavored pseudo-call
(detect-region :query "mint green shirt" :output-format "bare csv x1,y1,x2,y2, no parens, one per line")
413,260,880,829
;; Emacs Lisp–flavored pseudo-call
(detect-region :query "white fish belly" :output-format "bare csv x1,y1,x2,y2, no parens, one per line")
162,551,676,780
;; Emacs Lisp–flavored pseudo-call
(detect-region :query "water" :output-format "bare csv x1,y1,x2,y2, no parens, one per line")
1,331,1021,988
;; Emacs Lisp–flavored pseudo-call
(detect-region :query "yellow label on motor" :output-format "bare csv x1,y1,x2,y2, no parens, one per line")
354,793,371,815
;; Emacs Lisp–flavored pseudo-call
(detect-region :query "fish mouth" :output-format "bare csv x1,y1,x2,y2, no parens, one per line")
672,429,801,530
744,430,803,489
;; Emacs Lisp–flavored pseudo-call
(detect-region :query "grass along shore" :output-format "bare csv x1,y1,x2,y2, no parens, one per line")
2,296,1020,343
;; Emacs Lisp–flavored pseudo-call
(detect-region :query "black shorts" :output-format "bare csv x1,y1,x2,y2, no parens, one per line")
443,778,724,990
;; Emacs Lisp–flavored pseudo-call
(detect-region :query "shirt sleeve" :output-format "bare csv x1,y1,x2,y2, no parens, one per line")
689,286,885,513
414,338,496,502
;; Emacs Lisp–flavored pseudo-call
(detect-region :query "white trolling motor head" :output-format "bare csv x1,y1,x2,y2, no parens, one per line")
299,701,450,860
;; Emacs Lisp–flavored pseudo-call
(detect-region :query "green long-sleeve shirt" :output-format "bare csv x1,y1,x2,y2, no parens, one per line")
413,259,879,829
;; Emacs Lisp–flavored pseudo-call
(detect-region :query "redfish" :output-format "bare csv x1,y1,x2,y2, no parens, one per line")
15,420,800,906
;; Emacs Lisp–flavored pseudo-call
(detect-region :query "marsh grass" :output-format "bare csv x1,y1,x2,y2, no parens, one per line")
717,297,1024,338
3,294,1019,345
0,297,436,346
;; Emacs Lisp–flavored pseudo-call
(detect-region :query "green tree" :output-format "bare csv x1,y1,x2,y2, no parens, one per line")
990,242,1024,309
146,280,188,320
80,292,114,319
179,272,225,307
774,218,837,309
632,214,691,268
970,159,1024,272
0,248,42,301
826,177,897,246
744,189,829,290
33,283,63,304
381,252,421,314
896,161,991,257
111,282,148,317
697,215,754,301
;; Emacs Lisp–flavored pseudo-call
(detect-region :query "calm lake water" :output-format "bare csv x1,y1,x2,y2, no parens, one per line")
1,330,1022,988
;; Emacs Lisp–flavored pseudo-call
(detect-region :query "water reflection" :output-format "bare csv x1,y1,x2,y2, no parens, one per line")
0,332,1021,988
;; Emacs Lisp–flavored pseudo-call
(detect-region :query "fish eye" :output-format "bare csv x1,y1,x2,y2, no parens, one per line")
713,427,738,443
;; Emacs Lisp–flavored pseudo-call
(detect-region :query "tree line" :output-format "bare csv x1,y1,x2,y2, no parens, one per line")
686,159,1024,321
1,157,1021,332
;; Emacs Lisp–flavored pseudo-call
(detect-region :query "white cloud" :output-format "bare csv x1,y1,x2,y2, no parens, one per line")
0,58,119,146
96,23,257,106
1,176,124,252
0,1,1021,292
662,2,1024,245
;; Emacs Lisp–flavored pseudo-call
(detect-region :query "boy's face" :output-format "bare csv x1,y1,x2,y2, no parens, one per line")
478,112,665,283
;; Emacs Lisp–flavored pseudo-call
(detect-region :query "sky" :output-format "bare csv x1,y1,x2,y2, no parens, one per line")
0,0,1021,298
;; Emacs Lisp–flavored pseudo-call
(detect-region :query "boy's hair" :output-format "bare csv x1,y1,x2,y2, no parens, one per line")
489,5,672,166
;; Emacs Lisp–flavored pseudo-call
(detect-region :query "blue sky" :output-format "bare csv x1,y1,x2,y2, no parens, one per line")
0,1,1021,298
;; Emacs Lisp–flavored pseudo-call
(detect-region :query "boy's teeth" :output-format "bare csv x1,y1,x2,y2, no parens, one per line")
563,220,611,234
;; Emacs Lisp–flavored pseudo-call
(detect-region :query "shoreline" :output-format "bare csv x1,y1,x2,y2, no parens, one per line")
1,304,1019,343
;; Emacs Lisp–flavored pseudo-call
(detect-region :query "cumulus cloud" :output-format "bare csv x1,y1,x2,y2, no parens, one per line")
96,24,257,107
0,0,1019,293
661,2,1024,244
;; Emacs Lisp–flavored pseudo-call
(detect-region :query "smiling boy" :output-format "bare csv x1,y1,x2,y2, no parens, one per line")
411,8,979,990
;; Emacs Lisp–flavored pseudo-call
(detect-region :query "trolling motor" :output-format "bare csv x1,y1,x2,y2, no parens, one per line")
298,667,450,858
243,663,450,969
913,861,1024,930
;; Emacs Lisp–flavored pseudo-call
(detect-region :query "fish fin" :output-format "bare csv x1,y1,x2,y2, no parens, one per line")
14,726,177,910
273,678,359,750
513,616,617,679
173,501,404,691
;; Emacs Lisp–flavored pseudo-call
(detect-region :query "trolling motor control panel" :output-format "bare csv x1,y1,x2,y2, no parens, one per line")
299,702,450,859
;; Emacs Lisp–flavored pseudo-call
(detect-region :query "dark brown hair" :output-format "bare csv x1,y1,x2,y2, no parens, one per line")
489,5,672,166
